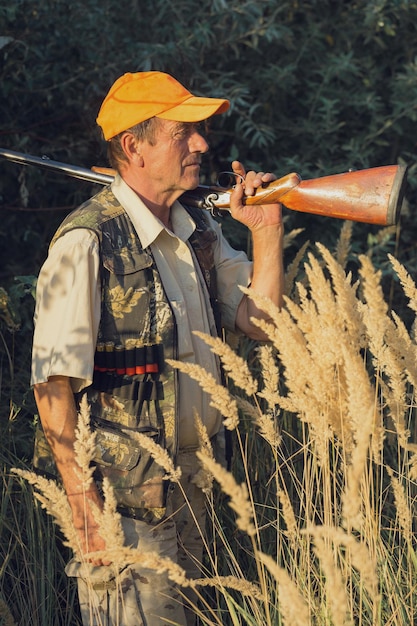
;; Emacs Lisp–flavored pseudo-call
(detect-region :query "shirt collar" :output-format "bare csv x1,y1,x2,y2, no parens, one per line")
111,174,196,248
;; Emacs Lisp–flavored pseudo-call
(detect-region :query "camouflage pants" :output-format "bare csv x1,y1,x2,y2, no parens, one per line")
66,450,206,626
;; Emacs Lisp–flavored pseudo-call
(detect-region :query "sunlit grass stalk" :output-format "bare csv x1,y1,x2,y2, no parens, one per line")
166,359,240,430
257,551,310,626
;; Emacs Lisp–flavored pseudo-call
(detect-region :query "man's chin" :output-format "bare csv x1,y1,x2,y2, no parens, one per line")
185,175,201,191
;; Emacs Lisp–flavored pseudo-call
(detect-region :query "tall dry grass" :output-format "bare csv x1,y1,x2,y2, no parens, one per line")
0,466,81,626
11,226,417,625
170,228,417,625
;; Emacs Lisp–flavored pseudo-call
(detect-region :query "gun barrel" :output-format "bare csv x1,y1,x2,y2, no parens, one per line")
0,147,114,185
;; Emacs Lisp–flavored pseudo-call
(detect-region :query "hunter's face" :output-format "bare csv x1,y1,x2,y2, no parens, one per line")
139,119,209,194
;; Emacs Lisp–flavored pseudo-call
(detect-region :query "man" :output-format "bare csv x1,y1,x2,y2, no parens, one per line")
31,71,284,625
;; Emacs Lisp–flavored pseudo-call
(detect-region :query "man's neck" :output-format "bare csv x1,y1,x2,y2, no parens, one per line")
121,172,177,228
135,191,173,228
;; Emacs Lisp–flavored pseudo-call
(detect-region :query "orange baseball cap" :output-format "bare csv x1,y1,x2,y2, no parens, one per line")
96,71,230,140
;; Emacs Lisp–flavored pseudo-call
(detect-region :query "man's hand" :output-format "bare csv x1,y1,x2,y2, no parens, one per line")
229,160,283,231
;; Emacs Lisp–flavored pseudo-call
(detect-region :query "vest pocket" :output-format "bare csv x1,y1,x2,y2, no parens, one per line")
92,419,166,510
102,242,153,275
92,420,145,471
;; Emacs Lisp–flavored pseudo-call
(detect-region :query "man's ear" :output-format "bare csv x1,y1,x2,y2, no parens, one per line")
120,133,144,166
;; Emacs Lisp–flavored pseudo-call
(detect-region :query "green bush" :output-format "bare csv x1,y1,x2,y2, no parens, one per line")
1,1,417,622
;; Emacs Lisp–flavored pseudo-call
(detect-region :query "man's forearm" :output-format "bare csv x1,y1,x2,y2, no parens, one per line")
34,376,110,562
236,223,284,339
33,377,103,524
35,377,82,485
228,162,284,340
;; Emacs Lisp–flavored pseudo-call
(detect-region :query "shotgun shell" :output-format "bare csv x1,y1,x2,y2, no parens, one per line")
135,345,146,375
145,344,159,374
115,344,126,375
94,342,106,372
105,341,115,371
125,346,136,376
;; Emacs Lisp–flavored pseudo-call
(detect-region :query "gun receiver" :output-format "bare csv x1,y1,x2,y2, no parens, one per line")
0,147,407,226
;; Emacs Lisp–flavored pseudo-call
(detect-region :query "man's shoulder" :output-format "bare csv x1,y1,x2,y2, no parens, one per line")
71,186,126,224
51,186,130,246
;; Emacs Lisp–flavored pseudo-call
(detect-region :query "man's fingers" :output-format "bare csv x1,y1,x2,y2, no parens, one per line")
231,160,246,182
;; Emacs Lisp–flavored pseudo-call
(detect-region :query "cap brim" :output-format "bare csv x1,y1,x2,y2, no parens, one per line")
156,95,229,122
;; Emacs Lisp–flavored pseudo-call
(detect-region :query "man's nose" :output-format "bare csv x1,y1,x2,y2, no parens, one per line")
190,131,209,153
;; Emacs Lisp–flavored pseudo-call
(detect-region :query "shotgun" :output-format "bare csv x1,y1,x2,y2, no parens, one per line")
0,147,407,226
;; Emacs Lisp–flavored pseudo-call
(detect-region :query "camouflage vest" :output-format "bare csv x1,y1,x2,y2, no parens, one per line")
34,186,219,522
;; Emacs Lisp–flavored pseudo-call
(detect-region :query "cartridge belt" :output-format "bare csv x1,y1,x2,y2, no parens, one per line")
92,342,164,400
94,342,164,376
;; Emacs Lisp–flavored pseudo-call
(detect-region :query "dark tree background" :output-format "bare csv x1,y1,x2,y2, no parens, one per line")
1,0,417,432
0,3,417,623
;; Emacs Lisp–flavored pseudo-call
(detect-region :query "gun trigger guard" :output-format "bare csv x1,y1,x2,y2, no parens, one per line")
216,171,245,188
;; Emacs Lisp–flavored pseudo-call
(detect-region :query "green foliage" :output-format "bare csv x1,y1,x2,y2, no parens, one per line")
0,277,37,454
1,0,417,286
1,1,417,622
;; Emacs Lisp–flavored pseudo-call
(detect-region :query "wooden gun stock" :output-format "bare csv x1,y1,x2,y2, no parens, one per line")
208,165,408,226
277,165,407,226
